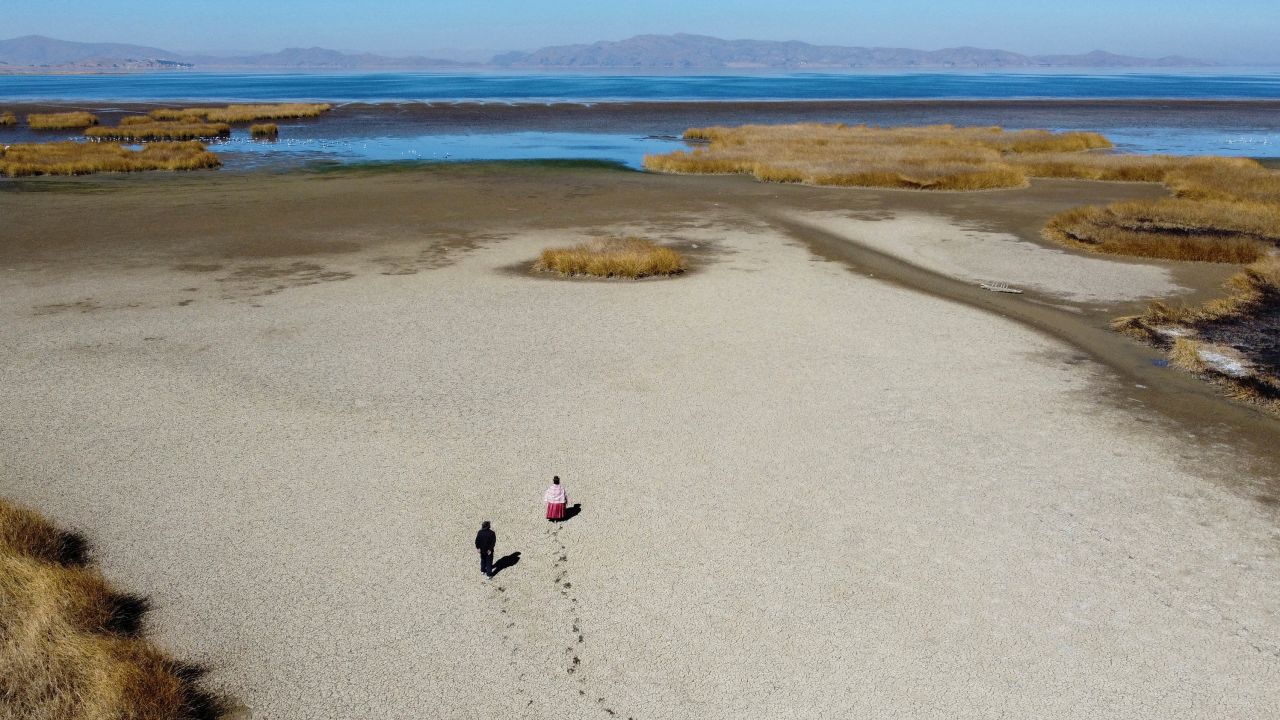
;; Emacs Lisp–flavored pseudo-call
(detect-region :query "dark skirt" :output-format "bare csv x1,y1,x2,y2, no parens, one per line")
546,502,566,520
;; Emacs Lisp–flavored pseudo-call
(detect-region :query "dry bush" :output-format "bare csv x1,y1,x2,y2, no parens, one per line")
0,111,16,127
250,123,279,138
27,112,99,130
86,122,231,142
0,141,221,177
0,498,221,720
534,237,687,278
149,103,331,123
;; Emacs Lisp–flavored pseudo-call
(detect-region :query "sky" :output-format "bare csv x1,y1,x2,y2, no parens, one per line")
9,0,1280,63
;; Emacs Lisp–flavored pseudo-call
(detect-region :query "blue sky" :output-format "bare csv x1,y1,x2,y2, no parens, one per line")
9,0,1280,63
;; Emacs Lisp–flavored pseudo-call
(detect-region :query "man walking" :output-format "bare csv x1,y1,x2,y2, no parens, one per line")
475,521,496,577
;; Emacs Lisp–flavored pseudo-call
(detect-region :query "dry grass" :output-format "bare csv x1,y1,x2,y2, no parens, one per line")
0,111,16,127
27,112,99,130
86,121,231,142
250,123,279,139
1044,198,1277,263
0,498,221,720
0,141,221,177
149,103,331,124
644,123,1112,191
534,237,687,278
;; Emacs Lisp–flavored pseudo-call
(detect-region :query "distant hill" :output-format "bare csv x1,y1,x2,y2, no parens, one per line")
0,35,181,65
0,35,466,70
0,34,1213,73
493,34,1212,69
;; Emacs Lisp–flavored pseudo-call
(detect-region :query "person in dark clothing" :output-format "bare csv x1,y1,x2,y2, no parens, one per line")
475,521,497,577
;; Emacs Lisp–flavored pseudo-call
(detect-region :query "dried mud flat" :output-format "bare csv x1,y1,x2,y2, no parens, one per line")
1,165,1278,720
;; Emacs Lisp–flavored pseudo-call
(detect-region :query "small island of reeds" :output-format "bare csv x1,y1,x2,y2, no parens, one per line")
148,103,332,123
0,111,16,127
251,123,280,139
534,237,687,278
0,141,221,177
86,120,232,142
27,112,99,130
0,498,221,720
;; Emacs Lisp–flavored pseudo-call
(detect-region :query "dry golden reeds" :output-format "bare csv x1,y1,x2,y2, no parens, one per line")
0,111,17,127
644,123,1113,191
86,121,231,142
534,237,687,278
27,112,99,130
250,123,279,139
0,141,221,177
0,498,221,720
149,103,331,123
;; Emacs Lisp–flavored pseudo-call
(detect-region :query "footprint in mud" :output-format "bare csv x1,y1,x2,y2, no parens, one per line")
549,524,634,718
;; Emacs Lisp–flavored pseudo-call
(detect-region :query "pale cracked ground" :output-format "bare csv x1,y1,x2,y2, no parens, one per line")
2,219,1278,719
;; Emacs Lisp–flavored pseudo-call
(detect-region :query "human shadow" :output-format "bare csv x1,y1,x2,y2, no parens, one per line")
560,503,582,522
491,551,521,577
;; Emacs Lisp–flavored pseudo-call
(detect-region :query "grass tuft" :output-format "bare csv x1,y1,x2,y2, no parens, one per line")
250,123,279,139
86,121,231,142
0,111,17,127
0,497,223,720
149,103,331,124
0,141,221,177
534,237,687,278
27,112,99,130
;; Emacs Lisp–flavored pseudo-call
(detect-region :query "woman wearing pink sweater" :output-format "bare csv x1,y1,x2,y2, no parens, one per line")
544,476,568,521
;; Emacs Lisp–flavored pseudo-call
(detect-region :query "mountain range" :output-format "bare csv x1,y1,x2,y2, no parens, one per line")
0,34,1210,72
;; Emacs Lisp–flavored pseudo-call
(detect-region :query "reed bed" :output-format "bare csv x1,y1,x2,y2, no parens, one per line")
86,121,231,142
0,111,16,127
534,237,687,278
0,498,221,720
644,124,1113,191
27,112,99,130
0,141,221,177
250,123,279,139
149,103,332,123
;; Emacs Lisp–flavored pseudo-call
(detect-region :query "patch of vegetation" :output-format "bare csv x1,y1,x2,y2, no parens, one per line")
0,498,222,720
0,141,221,177
27,112,99,130
149,103,332,123
534,237,687,278
1043,157,1279,263
644,123,1112,191
250,123,279,139
86,121,232,142
0,111,16,127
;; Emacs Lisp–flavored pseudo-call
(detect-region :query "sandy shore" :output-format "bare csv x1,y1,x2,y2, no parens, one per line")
1,166,1278,719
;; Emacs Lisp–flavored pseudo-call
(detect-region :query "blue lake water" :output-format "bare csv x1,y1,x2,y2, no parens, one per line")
4,71,1280,102
4,71,1280,167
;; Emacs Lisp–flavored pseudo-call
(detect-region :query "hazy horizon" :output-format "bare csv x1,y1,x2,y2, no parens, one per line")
8,0,1280,65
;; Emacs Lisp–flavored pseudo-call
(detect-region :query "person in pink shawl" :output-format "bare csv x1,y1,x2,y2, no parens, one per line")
544,476,568,521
